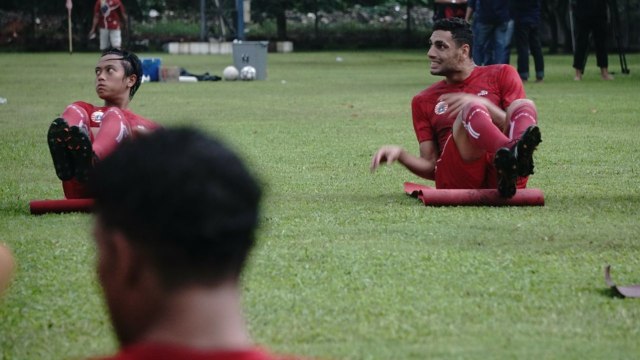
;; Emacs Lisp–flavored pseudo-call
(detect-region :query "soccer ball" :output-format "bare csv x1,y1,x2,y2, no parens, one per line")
240,66,257,81
223,66,239,81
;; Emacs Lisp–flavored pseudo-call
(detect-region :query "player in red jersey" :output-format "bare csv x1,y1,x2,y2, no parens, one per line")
47,48,161,199
89,0,128,50
371,17,542,198
90,128,296,360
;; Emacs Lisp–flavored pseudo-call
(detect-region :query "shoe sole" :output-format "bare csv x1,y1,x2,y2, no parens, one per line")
494,148,518,198
66,126,94,183
47,118,74,181
515,125,542,177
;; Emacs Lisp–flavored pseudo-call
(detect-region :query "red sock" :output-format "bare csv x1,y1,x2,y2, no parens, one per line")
462,103,510,153
508,103,538,140
62,179,91,199
92,108,131,159
61,103,92,138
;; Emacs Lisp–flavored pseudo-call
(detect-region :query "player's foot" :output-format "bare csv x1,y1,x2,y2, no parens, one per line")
493,125,542,198
66,126,94,183
47,118,74,181
494,148,518,198
514,125,542,177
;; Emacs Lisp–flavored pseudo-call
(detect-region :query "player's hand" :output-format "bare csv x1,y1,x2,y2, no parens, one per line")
439,92,483,118
89,31,96,40
370,146,405,172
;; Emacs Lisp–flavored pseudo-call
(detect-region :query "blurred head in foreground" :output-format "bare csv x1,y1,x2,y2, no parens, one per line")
90,127,262,348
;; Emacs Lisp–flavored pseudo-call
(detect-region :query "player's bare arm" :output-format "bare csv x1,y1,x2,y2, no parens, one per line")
89,14,99,37
439,92,508,131
370,141,437,180
464,7,473,22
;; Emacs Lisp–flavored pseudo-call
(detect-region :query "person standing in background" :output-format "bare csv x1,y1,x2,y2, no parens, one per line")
465,0,491,65
433,0,468,22
465,0,511,65
89,0,128,50
512,0,545,82
571,0,614,80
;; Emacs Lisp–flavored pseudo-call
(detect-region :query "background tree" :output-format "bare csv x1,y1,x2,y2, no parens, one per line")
398,0,428,44
252,0,295,40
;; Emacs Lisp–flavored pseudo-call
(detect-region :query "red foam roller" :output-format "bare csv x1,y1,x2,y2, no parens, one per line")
403,182,544,206
29,199,94,215
404,182,433,198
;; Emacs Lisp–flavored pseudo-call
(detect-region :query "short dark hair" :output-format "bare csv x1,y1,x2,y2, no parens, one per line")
101,48,143,100
91,127,262,289
432,17,473,58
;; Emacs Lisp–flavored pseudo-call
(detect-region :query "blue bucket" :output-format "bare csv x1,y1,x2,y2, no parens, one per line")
141,58,162,82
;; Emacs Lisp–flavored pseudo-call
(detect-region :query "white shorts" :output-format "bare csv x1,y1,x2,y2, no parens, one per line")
99,28,122,50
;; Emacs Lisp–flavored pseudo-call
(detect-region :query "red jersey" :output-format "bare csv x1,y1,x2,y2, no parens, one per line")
94,0,125,30
93,343,297,360
411,64,525,154
72,101,160,135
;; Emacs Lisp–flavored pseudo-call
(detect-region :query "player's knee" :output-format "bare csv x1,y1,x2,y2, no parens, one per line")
507,99,536,117
63,103,89,118
460,100,488,120
103,107,126,122
506,99,537,123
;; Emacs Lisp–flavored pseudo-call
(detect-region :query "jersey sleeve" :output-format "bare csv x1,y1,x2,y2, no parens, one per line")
499,65,526,109
412,95,433,143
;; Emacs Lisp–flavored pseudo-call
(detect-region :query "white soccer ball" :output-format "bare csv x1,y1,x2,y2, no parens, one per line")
240,66,257,81
223,66,239,81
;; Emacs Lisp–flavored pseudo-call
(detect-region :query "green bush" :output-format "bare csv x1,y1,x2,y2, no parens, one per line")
246,20,432,50
135,20,200,38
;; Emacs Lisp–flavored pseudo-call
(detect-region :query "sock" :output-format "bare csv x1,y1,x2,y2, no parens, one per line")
61,104,92,139
62,179,92,199
92,108,131,159
508,103,538,140
462,103,510,153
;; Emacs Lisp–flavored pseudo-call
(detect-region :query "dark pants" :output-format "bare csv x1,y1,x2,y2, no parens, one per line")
473,21,511,65
515,22,544,80
572,16,609,73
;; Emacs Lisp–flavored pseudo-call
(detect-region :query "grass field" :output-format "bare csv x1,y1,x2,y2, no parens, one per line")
0,50,639,359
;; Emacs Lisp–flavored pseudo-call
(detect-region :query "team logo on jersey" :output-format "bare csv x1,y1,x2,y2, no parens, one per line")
91,110,104,123
477,90,488,96
434,101,448,115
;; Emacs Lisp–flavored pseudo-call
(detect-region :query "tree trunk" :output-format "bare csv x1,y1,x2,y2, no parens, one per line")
276,9,287,40
314,0,319,40
561,0,572,54
406,1,413,46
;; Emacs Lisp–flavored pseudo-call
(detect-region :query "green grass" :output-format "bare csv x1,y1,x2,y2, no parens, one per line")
0,50,639,359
